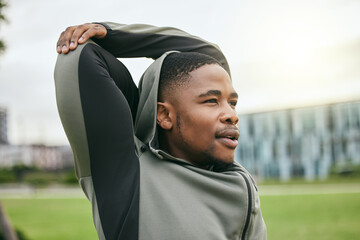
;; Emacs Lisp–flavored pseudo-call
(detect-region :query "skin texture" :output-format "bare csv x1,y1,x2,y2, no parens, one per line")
157,64,239,169
56,23,106,54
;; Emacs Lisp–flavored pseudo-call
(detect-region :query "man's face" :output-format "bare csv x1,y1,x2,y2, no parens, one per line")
168,64,239,168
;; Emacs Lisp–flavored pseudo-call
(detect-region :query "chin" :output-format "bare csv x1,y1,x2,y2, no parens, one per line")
215,144,236,163
200,147,234,168
217,151,235,164
208,154,234,167
219,157,234,165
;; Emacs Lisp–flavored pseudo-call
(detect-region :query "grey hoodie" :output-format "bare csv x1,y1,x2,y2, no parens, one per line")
55,22,266,240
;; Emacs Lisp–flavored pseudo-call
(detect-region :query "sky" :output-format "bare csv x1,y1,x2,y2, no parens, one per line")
0,0,359,145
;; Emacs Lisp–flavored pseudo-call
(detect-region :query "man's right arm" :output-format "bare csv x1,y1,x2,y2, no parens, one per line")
56,22,230,75
55,40,140,240
56,23,107,54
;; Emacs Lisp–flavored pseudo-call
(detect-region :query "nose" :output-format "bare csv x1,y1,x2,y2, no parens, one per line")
219,105,239,125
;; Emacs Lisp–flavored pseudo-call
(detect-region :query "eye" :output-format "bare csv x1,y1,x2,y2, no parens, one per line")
229,100,237,107
204,99,218,104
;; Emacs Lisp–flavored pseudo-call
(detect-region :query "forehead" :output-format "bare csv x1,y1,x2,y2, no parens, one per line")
185,64,235,95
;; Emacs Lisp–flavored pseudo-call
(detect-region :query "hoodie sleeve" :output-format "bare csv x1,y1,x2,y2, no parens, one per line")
92,22,231,75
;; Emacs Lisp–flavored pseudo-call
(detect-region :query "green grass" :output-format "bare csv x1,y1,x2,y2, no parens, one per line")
260,193,360,240
1,192,360,240
0,198,97,240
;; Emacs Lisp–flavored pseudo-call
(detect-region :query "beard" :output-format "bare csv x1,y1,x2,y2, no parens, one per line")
176,114,234,171
201,145,234,172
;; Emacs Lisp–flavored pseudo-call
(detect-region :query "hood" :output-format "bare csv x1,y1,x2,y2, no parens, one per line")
133,51,240,171
134,51,177,148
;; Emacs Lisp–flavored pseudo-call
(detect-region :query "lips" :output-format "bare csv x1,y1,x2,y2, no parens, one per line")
215,127,240,149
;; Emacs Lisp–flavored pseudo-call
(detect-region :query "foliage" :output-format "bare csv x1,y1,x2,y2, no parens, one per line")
12,164,34,182
63,170,78,184
330,163,360,177
0,165,36,183
0,166,79,186
258,164,360,185
0,168,15,183
0,0,7,54
23,169,77,187
24,171,59,187
259,174,360,186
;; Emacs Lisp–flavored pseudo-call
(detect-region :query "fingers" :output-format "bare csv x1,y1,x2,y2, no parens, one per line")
70,25,90,50
56,23,106,54
78,24,107,44
57,25,77,54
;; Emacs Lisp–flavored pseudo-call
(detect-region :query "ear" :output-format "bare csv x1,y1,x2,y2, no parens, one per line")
157,102,173,130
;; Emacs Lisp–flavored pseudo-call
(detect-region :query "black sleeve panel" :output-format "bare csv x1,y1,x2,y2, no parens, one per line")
78,43,140,240
92,23,231,75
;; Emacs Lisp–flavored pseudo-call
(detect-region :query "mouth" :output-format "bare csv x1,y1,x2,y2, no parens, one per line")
215,127,240,149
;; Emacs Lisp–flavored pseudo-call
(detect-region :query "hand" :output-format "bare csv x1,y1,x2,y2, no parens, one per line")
56,23,107,54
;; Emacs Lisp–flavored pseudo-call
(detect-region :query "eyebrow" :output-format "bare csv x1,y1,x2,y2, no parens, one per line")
198,90,238,98
198,90,221,98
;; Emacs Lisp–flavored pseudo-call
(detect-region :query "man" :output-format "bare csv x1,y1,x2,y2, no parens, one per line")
55,22,266,240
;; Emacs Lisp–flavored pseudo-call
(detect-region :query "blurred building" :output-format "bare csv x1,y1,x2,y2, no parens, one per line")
0,144,74,169
0,106,74,169
235,100,360,181
0,106,8,144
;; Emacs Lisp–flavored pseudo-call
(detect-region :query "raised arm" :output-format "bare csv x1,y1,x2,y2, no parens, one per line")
55,29,141,239
56,22,230,74
56,23,107,53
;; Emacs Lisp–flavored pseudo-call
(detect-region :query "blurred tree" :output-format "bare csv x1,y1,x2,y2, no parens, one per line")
0,4,17,239
0,0,7,54
12,164,32,182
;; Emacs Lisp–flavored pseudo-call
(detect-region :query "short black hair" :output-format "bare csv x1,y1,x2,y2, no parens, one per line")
158,52,222,101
